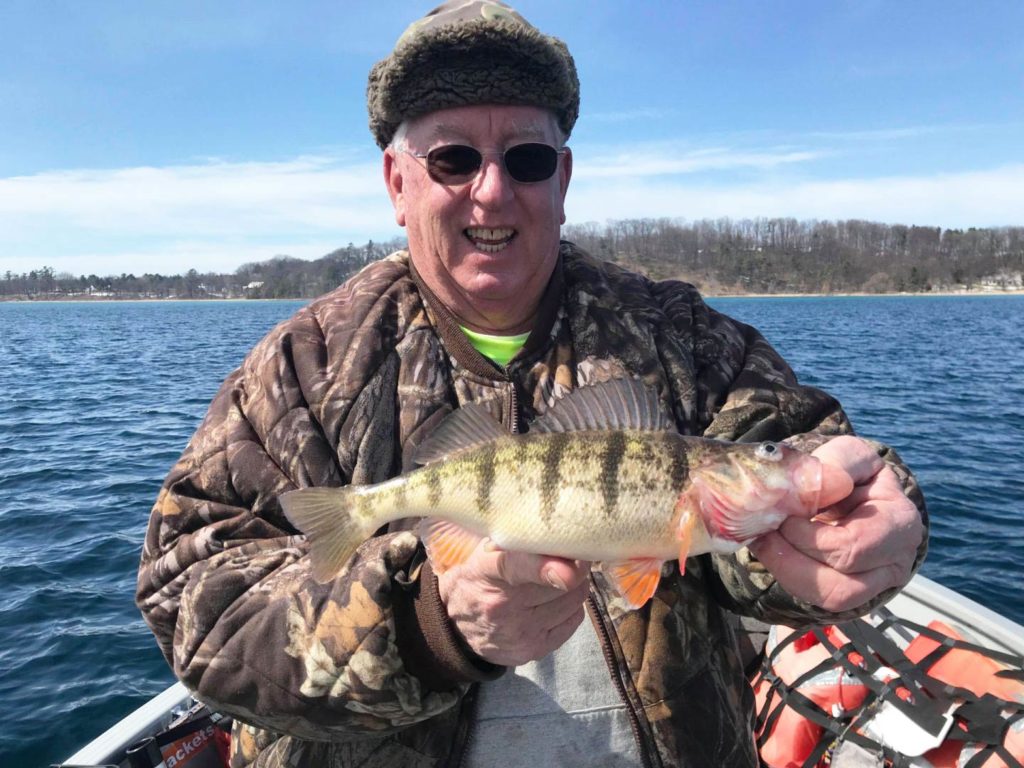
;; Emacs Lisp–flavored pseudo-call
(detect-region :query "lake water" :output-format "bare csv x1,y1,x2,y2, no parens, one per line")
1,294,1021,767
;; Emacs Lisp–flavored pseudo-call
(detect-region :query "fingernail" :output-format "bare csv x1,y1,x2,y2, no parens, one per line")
545,570,568,591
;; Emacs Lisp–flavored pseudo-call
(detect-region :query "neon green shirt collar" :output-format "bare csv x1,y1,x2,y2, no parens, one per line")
459,326,530,367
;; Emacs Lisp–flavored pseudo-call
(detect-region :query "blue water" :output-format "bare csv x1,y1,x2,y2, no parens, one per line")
1,295,1022,767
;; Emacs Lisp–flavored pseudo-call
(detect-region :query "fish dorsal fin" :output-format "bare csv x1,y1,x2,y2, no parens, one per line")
414,404,510,465
532,378,674,434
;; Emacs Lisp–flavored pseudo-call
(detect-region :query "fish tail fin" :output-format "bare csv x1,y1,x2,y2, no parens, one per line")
280,487,376,583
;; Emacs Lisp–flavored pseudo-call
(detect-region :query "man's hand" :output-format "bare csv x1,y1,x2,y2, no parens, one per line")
436,539,591,667
749,435,925,613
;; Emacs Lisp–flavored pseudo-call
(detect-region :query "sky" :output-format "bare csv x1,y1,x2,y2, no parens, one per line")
2,0,1023,278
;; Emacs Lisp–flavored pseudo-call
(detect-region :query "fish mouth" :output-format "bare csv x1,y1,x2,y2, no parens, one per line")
790,455,823,516
746,450,823,518
465,227,516,253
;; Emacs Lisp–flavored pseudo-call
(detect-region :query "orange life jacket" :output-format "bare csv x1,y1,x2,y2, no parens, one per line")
903,620,1024,768
752,613,1024,768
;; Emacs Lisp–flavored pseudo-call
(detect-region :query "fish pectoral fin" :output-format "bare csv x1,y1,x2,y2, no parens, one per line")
673,492,701,576
692,476,770,543
604,558,663,609
419,519,484,574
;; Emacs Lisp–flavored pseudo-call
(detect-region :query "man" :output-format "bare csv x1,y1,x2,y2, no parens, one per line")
137,2,927,766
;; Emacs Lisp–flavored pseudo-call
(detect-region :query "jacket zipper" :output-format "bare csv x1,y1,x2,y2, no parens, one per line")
506,380,520,433
587,588,657,768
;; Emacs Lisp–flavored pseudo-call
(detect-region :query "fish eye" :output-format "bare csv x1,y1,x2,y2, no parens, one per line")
756,442,783,462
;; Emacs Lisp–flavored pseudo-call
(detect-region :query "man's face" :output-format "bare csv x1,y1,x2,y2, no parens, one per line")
383,104,572,333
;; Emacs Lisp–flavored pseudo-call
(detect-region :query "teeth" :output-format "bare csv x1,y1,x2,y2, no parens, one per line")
466,227,515,242
465,227,516,253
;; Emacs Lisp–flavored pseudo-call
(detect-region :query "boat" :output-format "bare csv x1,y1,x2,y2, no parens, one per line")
58,574,1024,768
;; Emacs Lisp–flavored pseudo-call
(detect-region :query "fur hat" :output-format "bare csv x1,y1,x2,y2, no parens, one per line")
367,1,579,149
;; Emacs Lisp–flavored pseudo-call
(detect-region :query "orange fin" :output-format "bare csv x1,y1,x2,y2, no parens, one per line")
419,519,483,574
604,558,663,609
676,500,700,577
673,489,703,576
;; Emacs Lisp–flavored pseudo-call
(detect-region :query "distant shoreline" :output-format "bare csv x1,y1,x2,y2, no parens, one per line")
0,296,295,303
3,288,1024,303
710,288,1024,298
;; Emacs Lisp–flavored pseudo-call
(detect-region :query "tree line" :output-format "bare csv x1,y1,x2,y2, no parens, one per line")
1,239,404,301
4,218,1023,300
563,218,1024,294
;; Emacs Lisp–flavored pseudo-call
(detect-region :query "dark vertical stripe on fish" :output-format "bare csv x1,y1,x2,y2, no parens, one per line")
426,466,443,508
666,433,690,492
601,431,626,518
514,434,530,470
541,433,569,523
474,442,497,518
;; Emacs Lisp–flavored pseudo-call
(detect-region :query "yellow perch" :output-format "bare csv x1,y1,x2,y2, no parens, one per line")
280,378,824,608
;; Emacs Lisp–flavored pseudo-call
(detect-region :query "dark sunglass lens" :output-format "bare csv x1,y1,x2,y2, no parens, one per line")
504,143,558,182
426,145,482,183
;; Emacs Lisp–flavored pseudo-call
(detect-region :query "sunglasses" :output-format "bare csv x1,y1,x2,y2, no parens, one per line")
403,143,567,186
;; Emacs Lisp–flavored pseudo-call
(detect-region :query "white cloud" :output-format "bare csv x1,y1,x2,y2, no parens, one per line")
0,154,404,275
0,155,387,230
803,122,1024,143
573,146,824,179
567,163,1024,230
586,108,673,123
2,147,1022,278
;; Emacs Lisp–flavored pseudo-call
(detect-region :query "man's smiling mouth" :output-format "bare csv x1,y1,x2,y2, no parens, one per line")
465,227,516,253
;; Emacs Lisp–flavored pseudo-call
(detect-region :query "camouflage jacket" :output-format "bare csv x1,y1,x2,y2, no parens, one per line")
136,243,927,768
